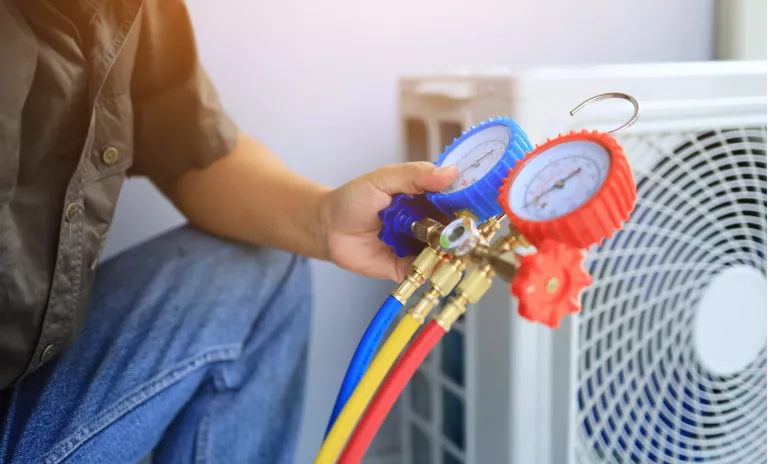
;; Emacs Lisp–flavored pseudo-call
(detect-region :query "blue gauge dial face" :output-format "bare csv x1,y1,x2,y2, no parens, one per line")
507,140,610,221
438,125,511,194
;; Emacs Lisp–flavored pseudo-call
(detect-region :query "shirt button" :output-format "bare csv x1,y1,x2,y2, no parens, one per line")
65,203,78,222
102,146,120,165
40,344,55,363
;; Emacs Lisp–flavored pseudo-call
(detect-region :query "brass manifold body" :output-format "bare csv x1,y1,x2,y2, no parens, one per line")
408,212,529,280
431,214,529,331
396,211,532,330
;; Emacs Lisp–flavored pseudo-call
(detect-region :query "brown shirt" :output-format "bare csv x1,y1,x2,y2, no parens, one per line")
0,0,238,389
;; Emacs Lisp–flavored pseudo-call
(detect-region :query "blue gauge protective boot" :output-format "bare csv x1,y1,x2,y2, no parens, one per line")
426,117,533,221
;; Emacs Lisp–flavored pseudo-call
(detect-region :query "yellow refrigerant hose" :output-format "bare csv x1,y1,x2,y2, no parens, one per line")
314,254,466,464
314,314,420,464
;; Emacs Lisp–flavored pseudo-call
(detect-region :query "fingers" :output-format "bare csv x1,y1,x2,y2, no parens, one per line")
349,243,414,282
362,161,457,281
367,162,458,196
377,249,415,282
364,256,411,282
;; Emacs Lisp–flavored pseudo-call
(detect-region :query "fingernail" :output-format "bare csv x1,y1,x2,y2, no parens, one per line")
433,166,455,175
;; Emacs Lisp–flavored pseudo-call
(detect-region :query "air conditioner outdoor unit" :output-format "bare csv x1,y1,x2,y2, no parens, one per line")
396,61,767,464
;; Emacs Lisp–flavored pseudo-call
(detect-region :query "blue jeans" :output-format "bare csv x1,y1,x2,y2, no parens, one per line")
0,226,312,464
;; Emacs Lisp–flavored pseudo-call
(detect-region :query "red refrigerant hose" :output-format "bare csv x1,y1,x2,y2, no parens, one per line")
338,320,447,463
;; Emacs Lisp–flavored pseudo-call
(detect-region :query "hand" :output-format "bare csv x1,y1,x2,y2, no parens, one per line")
319,162,458,282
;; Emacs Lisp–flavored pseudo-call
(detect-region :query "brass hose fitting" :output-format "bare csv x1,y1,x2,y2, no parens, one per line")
433,264,495,331
411,218,445,248
493,233,520,254
407,256,465,324
454,209,479,223
478,227,529,282
391,246,443,304
487,250,520,282
504,224,530,249
478,213,504,238
468,214,501,262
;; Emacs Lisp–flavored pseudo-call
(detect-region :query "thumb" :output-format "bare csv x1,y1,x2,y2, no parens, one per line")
367,162,458,196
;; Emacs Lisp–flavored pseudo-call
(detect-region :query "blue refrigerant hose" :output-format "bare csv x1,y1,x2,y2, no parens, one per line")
325,295,404,436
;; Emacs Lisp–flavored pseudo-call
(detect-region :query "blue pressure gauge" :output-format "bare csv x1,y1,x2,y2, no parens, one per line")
426,117,533,221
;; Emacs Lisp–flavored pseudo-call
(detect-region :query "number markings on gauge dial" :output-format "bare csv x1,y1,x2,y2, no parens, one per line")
438,125,511,194
507,140,611,221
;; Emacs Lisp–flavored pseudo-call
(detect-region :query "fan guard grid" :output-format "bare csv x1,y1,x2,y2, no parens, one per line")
575,127,768,464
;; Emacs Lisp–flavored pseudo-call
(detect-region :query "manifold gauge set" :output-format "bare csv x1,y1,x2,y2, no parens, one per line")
314,93,641,463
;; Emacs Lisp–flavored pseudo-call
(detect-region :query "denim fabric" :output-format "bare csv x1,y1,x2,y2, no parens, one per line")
0,226,312,464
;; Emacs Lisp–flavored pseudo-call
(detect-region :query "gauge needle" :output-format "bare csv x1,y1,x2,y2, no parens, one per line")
458,149,495,175
527,167,582,208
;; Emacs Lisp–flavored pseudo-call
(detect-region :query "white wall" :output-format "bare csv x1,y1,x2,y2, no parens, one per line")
103,0,715,461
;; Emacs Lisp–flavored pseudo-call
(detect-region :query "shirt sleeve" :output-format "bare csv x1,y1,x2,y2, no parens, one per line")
128,0,238,182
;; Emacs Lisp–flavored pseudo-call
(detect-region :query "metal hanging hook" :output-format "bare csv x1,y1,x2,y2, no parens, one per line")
569,92,640,135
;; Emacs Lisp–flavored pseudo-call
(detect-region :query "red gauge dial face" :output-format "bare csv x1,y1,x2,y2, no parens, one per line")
506,140,611,221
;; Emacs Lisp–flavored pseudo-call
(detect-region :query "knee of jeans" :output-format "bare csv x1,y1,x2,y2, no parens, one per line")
208,245,313,392
178,225,314,319
180,227,312,313
92,226,314,345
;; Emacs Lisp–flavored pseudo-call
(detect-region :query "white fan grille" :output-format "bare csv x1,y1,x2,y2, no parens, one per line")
575,127,768,463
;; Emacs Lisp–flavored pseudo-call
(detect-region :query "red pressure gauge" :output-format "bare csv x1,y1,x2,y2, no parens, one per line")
498,130,636,250
499,92,640,328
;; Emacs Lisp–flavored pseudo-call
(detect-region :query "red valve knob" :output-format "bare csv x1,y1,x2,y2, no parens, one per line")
511,239,592,328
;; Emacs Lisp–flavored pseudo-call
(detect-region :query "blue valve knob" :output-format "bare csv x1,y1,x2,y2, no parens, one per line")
378,194,442,257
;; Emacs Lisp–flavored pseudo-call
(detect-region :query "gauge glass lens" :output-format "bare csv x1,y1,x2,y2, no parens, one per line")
439,125,511,194
508,140,610,221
